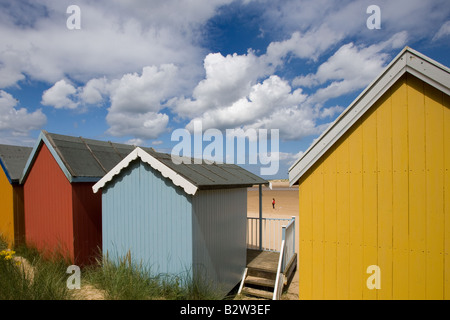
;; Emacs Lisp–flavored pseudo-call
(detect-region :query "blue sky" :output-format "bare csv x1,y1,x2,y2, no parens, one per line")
0,0,449,179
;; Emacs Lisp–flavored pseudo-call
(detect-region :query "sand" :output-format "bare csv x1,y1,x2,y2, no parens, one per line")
247,179,298,219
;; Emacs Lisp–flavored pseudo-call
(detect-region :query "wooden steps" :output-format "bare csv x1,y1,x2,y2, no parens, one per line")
239,249,297,300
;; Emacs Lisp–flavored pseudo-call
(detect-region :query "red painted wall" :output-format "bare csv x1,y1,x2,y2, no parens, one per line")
24,143,103,265
24,143,74,261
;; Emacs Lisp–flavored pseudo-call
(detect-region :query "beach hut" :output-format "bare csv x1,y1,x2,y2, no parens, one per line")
20,131,135,265
92,147,268,296
289,47,450,299
0,144,32,246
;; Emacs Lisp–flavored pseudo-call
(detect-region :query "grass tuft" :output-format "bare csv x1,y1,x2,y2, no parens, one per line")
0,238,225,300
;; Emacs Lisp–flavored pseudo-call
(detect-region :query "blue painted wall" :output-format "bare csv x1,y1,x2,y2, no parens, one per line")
102,160,193,276
101,158,248,295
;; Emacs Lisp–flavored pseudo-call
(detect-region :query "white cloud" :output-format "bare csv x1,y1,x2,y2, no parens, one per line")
79,77,110,105
106,111,169,140
293,32,408,104
174,51,271,118
109,64,178,114
41,79,79,109
104,64,178,139
41,64,178,138
178,32,409,142
433,20,450,40
0,0,232,88
124,138,144,146
0,90,46,141
186,75,307,132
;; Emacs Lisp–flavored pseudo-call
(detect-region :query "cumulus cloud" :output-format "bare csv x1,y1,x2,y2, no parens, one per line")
174,51,271,118
176,33,408,141
0,90,46,141
105,64,178,139
106,111,169,140
0,0,230,87
1,0,449,146
293,32,408,104
41,79,79,109
41,64,178,139
109,64,178,114
185,75,307,132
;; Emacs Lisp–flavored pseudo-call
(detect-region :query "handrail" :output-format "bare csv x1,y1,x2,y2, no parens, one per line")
281,216,295,273
273,239,285,300
273,216,295,300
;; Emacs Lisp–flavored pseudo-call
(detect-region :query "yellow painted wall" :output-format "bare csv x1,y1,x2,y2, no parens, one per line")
0,166,14,246
298,74,450,300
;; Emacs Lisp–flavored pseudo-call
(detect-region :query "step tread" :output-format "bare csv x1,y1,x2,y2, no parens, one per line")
241,287,273,300
245,275,276,288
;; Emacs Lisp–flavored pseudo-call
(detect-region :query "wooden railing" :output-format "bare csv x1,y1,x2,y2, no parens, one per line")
273,217,295,300
247,217,294,252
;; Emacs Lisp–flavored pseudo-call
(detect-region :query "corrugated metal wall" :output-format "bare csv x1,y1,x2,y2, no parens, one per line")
24,144,74,261
298,74,450,300
0,168,14,245
102,159,193,276
192,188,247,295
72,183,102,266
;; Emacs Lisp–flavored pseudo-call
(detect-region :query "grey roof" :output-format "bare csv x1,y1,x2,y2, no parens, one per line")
0,144,33,184
140,147,268,189
44,131,136,178
24,131,268,188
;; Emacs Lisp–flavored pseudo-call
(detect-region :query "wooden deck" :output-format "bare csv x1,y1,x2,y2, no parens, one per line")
246,249,280,273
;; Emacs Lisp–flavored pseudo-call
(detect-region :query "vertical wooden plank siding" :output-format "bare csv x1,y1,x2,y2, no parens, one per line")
348,121,364,299
298,172,313,299
102,160,193,276
444,93,450,300
24,144,74,261
192,188,247,295
323,147,337,299
391,78,409,299
0,168,14,245
298,74,449,299
407,75,427,299
376,91,393,300
72,183,102,266
424,84,445,299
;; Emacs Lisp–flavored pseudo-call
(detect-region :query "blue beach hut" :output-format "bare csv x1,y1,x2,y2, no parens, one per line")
93,147,268,295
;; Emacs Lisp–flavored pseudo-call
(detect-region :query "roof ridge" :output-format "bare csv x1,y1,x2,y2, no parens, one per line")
44,131,77,177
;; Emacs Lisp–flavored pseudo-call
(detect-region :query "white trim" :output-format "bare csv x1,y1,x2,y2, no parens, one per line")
289,47,450,186
92,147,198,195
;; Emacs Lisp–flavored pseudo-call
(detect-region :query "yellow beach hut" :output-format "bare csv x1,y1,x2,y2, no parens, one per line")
0,144,32,246
289,47,450,300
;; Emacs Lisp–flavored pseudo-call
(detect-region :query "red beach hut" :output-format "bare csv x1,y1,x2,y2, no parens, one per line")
20,131,135,265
